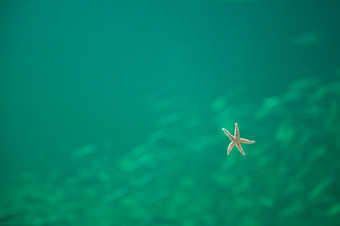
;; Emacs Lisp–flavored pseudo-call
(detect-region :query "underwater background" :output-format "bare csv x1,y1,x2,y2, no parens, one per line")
1,0,339,225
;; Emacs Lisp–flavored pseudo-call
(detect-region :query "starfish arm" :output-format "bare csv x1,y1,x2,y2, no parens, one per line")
234,123,240,140
222,128,235,141
227,142,235,155
236,143,246,156
239,138,255,144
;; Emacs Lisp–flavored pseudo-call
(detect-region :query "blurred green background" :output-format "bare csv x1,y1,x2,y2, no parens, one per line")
1,0,339,225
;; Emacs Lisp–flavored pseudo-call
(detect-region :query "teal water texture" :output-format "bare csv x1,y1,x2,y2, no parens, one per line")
0,0,339,225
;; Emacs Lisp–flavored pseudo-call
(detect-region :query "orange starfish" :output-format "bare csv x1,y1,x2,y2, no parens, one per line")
222,123,255,156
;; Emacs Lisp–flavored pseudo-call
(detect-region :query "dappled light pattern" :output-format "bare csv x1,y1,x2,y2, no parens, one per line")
0,77,339,225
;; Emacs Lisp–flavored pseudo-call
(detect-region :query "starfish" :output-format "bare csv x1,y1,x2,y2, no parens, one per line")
222,123,255,156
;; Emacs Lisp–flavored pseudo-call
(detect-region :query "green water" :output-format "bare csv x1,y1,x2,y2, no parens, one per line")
1,0,339,225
